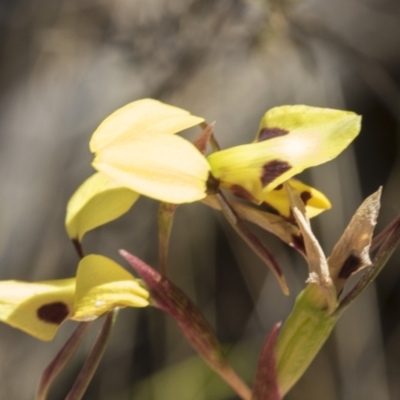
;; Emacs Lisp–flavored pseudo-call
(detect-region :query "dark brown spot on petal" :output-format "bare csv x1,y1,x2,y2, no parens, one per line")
37,302,70,325
291,234,306,255
261,160,292,188
230,184,256,202
338,254,363,279
258,127,289,142
274,184,284,191
206,172,220,195
300,191,312,205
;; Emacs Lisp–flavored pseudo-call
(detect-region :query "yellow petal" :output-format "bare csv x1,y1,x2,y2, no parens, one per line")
0,279,75,341
73,254,149,321
93,132,211,203
208,105,361,204
90,98,204,152
66,172,139,240
263,179,331,219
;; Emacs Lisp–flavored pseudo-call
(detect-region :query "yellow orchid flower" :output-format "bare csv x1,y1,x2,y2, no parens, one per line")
207,105,361,204
66,100,360,240
92,100,359,206
65,99,209,240
90,98,210,204
0,255,149,341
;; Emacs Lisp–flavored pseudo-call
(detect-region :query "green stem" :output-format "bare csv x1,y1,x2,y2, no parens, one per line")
275,285,338,395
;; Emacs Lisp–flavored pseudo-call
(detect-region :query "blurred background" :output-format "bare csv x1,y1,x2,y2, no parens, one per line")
0,0,399,399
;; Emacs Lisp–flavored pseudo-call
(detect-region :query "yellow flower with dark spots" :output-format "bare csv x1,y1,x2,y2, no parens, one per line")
0,255,149,341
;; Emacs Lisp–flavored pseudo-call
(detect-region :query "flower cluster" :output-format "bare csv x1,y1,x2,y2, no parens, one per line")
0,98,397,400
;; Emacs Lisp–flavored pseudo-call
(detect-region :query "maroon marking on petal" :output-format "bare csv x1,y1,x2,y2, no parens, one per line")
338,254,363,279
261,160,292,188
300,191,312,205
273,184,284,191
206,173,220,195
230,184,256,202
291,234,306,255
258,127,289,142
37,302,70,325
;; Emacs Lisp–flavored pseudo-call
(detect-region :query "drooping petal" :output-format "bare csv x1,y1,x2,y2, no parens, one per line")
93,132,211,203
0,278,75,341
90,98,204,152
215,191,289,295
65,172,140,240
208,105,361,204
292,208,333,289
328,188,381,293
263,179,331,219
202,195,303,253
73,254,149,321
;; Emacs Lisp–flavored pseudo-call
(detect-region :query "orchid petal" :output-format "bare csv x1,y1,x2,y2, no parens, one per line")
284,183,336,310
73,255,149,321
90,98,204,152
66,172,139,240
328,188,381,293
202,195,303,252
0,279,75,341
263,179,331,219
93,132,211,203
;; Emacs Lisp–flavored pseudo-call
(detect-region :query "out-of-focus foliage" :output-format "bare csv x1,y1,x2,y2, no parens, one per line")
0,0,399,399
